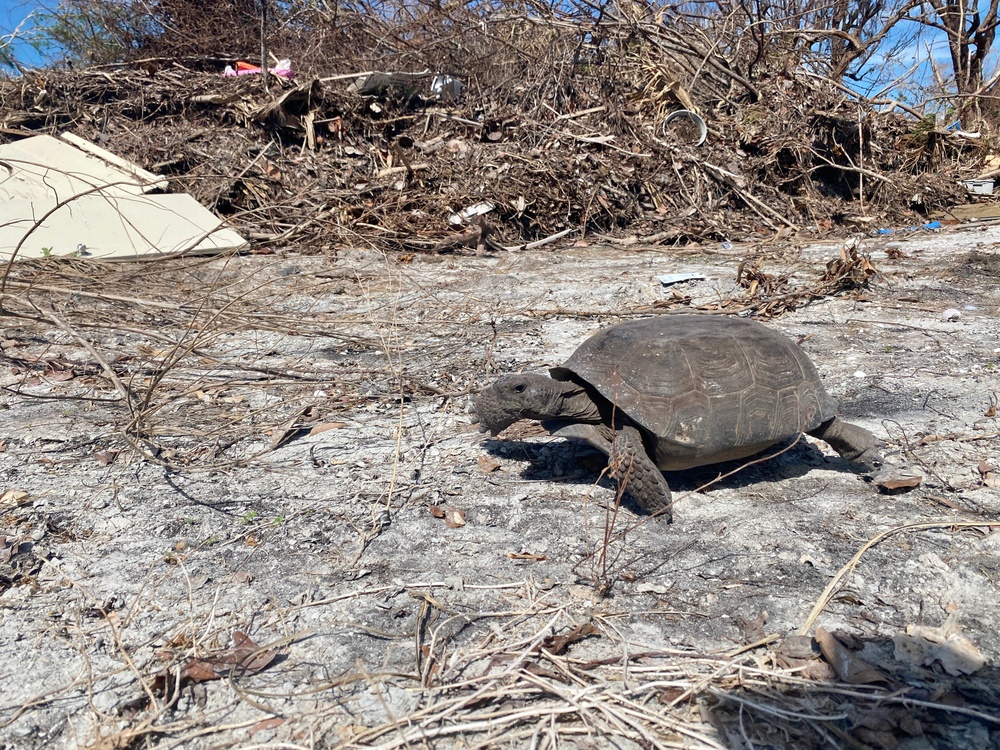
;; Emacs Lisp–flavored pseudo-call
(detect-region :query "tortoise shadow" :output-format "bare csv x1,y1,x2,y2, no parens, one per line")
482,434,869,514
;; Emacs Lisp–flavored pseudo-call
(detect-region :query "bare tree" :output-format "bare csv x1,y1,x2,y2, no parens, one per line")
1,10,39,73
919,0,1000,119
814,0,920,79
668,0,918,84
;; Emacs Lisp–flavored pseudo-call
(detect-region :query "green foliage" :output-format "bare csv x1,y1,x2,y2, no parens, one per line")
909,114,939,144
33,1,151,65
29,0,275,64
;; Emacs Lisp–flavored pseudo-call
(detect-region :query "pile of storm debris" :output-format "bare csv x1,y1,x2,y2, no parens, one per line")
0,5,979,255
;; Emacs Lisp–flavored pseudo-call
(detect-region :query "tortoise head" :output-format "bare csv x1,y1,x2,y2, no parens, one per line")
474,373,595,435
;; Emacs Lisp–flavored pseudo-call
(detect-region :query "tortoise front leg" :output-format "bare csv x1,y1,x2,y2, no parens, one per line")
809,416,882,471
609,424,674,521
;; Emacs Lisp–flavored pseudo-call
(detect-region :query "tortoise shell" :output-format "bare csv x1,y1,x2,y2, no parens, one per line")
549,315,838,470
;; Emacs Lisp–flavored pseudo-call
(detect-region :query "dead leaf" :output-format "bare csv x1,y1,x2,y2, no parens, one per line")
892,612,985,676
773,635,818,662
477,455,501,473
739,611,769,643
428,505,466,527
444,508,466,528
507,551,547,561
128,631,279,713
853,727,901,749
874,468,923,493
799,660,837,680
897,712,923,736
43,367,74,382
94,450,119,466
541,623,599,655
309,421,348,435
267,405,322,451
264,161,282,181
249,717,285,736
165,632,195,650
635,581,670,594
418,643,441,680
180,660,219,682
979,460,999,487
0,535,23,563
815,626,886,684
985,403,997,418
184,631,279,681
523,661,569,682
656,687,692,704
0,489,30,510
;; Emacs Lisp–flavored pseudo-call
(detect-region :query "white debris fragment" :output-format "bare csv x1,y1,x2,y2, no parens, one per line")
940,308,962,321
657,272,706,286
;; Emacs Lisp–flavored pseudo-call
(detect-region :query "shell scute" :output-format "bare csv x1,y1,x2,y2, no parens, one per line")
552,315,837,462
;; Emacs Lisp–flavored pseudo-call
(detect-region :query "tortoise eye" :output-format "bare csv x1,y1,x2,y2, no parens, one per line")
513,383,526,393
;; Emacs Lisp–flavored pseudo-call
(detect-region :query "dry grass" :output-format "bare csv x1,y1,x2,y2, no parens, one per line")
11,555,996,749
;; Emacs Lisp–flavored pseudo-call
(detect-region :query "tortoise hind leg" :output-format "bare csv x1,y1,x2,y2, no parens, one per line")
610,424,674,521
809,417,882,470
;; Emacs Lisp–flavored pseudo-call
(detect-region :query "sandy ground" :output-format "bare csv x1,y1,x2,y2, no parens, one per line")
0,225,998,749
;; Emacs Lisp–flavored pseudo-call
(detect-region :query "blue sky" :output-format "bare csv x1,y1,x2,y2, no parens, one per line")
1,0,47,68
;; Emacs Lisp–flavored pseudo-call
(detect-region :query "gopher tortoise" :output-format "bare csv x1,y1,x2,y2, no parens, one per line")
474,315,880,520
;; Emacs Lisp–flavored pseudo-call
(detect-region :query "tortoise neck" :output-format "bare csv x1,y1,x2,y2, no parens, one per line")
552,379,602,422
